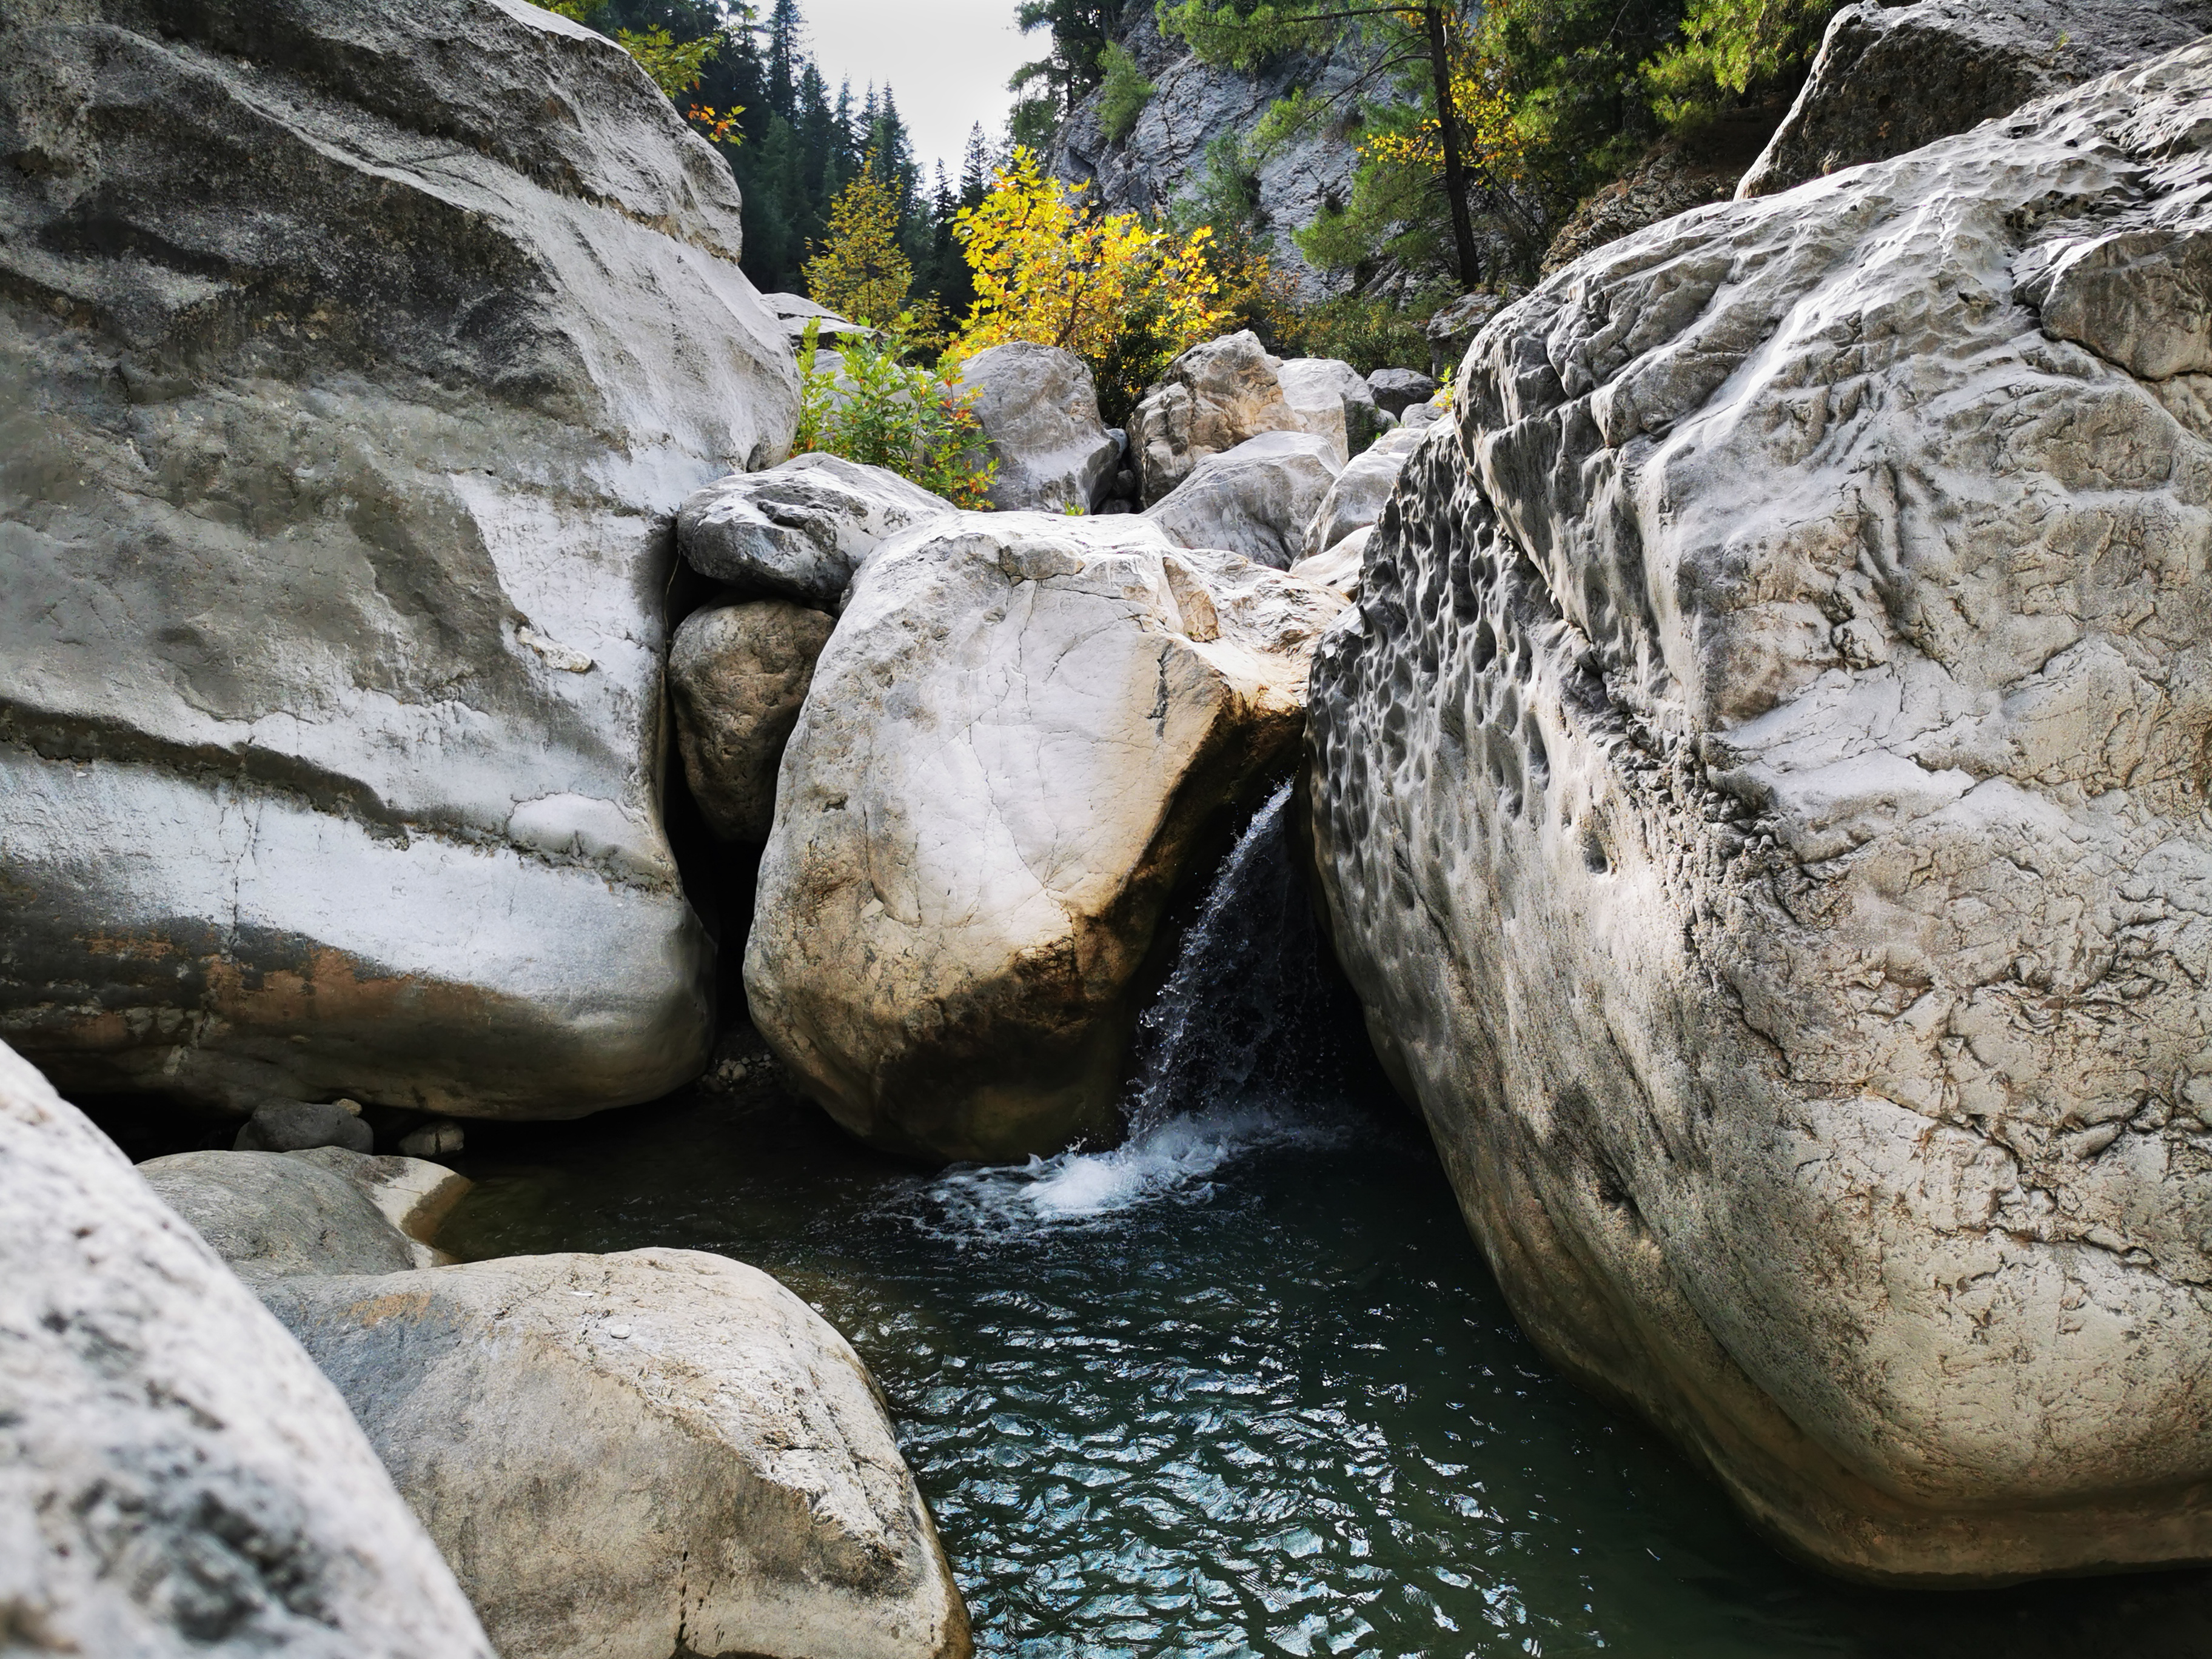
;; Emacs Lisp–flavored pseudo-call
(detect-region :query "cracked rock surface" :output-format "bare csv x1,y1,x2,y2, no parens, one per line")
1309,41,2212,1581
0,1040,491,1657
747,512,1344,1161
256,1248,971,1659
0,0,800,1121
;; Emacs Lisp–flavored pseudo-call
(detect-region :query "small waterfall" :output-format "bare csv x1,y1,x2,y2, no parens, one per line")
922,777,1344,1235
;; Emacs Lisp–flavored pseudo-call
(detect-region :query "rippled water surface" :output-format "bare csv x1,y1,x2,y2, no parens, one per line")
442,796,2212,1657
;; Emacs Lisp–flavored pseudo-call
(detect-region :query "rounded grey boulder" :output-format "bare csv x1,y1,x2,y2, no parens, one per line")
668,600,839,843
1144,430,1344,569
140,1150,420,1281
678,454,957,606
954,340,1121,512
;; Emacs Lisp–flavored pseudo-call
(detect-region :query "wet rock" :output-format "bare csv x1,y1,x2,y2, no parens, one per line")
1366,368,1437,416
1128,330,1299,505
1309,41,2212,1583
286,1145,471,1248
954,340,1121,512
1145,430,1344,570
258,1248,972,1659
0,1040,491,1657
746,512,1345,1161
235,1098,374,1155
1275,357,1382,463
0,0,797,1124
668,600,838,843
140,1150,421,1279
1740,0,2212,197
1301,423,1426,563
678,454,956,606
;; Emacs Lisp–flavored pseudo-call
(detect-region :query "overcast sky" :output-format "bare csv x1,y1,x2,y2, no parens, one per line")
796,0,1037,175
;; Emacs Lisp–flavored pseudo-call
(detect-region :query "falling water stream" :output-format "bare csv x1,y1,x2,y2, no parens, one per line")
443,788,2212,1657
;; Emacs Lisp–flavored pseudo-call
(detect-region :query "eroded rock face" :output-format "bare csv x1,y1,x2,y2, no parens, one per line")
0,0,800,1121
1128,330,1298,505
746,512,1345,1161
1740,0,2212,196
1145,429,1343,569
258,1249,971,1659
668,600,837,843
1309,42,2212,1583
0,1041,491,1657
678,453,956,607
956,340,1120,512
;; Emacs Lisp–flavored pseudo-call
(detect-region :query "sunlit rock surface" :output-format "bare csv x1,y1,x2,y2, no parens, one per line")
748,512,1344,1162
1145,429,1342,569
0,0,800,1120
1309,42,2212,1582
0,1041,491,1657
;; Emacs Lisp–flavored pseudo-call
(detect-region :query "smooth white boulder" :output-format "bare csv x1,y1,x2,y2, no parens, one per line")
0,1041,491,1657
258,1250,972,1659
1127,330,1299,504
1275,355,1381,462
746,512,1345,1160
678,454,957,607
1301,423,1426,561
0,0,798,1122
954,340,1121,512
1144,430,1344,570
1289,525,1371,599
668,600,838,842
1308,41,2212,1583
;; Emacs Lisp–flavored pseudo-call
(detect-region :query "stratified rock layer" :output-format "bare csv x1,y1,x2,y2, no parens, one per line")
0,0,800,1119
747,512,1344,1161
1308,43,2212,1583
0,1040,491,1657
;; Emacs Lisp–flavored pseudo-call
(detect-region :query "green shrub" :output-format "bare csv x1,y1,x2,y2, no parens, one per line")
1096,42,1156,142
1288,292,1447,377
793,321,996,508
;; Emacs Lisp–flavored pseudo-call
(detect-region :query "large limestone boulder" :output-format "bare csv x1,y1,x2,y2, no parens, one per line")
679,453,957,606
1127,330,1299,504
1144,430,1343,570
668,600,838,842
0,0,800,1122
1740,0,2212,196
954,340,1120,512
1289,524,1371,600
1301,423,1427,562
1307,42,2212,1583
257,1249,971,1659
747,512,1346,1161
1274,356,1381,462
0,1041,491,1657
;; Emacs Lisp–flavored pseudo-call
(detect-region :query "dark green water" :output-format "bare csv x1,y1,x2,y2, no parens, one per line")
440,1073,2212,1658
441,796,2212,1656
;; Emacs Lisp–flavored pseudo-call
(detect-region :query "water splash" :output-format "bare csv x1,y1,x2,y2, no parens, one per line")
917,780,1342,1236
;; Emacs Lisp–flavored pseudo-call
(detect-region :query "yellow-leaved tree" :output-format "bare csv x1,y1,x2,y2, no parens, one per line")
949,147,1228,423
804,162,941,339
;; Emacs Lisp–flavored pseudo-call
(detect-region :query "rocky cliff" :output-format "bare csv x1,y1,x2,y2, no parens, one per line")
0,0,798,1123
1050,4,1370,298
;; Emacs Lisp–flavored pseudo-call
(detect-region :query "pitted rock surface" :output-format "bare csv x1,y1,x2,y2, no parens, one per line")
1308,41,2212,1583
746,512,1345,1162
0,0,799,1120
0,1040,490,1657
1740,0,2212,197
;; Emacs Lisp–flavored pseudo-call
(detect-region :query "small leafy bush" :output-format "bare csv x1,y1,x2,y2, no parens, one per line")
793,321,996,509
1096,42,1156,143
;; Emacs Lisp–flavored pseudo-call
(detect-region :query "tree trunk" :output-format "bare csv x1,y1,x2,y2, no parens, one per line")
1424,2,1480,288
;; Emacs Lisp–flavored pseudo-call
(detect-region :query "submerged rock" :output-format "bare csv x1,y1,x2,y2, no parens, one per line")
1309,42,2212,1583
1128,330,1299,505
678,454,956,607
258,1249,972,1659
955,340,1121,512
1145,430,1343,570
746,512,1345,1161
668,600,838,843
0,1041,491,1657
1740,0,2212,196
0,0,799,1122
